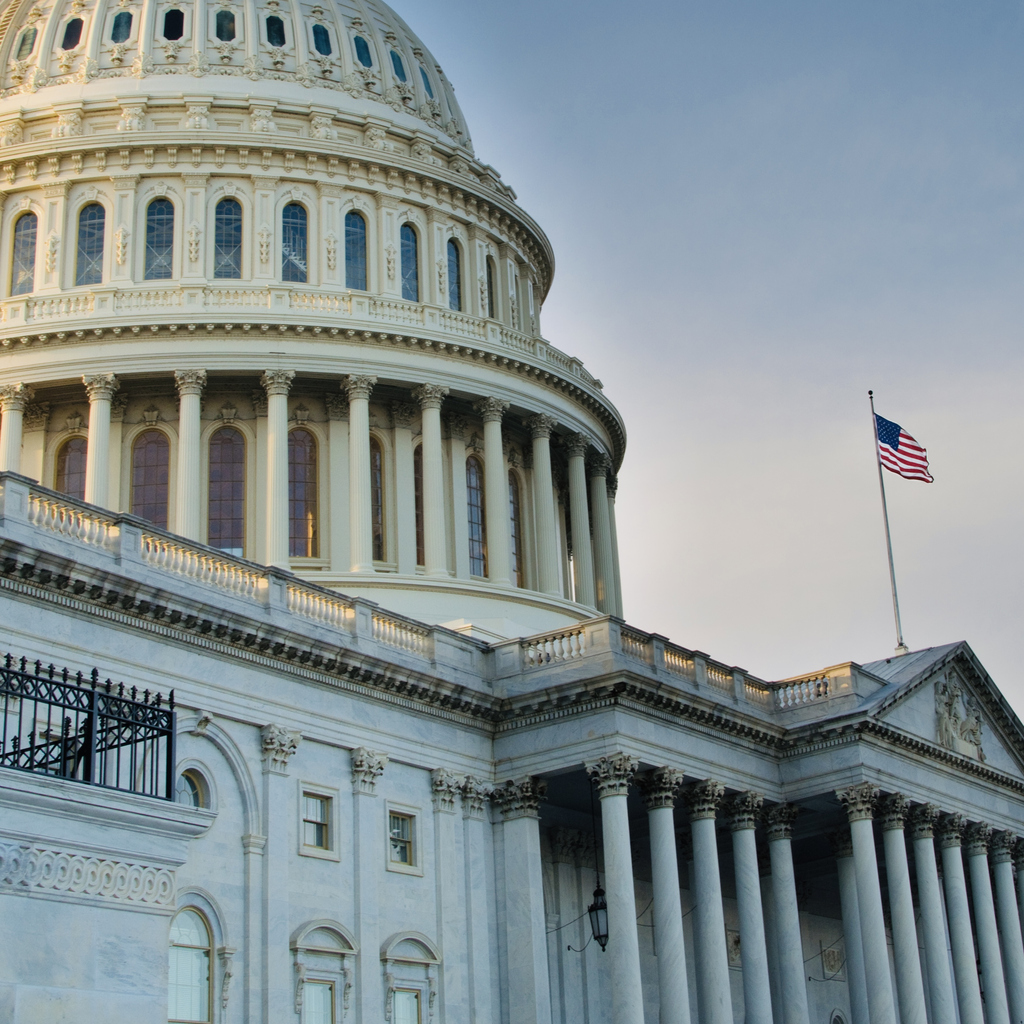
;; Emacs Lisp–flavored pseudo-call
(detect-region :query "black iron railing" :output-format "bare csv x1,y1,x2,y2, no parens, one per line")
0,654,176,800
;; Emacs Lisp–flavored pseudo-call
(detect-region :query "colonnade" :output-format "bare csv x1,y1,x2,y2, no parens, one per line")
0,370,624,614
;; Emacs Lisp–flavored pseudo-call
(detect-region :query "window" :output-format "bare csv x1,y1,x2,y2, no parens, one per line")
486,257,496,319
163,9,184,39
266,15,285,46
312,24,331,55
175,769,208,808
353,34,372,67
61,18,83,50
281,203,307,283
54,436,87,500
466,455,486,576
215,9,235,41
390,49,406,81
75,204,105,286
389,811,414,865
394,990,421,1024
509,470,523,588
446,239,461,311
130,430,170,528
15,28,36,59
303,793,330,849
304,982,334,1024
419,65,433,98
208,427,244,555
345,211,367,290
168,909,212,1024
400,223,418,301
213,198,242,279
144,198,174,280
370,436,384,561
11,212,36,296
288,429,318,557
413,444,424,566
111,10,132,42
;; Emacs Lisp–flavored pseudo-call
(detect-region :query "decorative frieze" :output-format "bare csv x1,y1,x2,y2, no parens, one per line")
908,803,939,840
430,768,461,813
22,402,49,430
936,676,986,761
686,779,725,820
836,783,879,822
764,803,799,841
260,723,301,772
637,766,685,810
324,394,348,421
551,827,596,867
963,822,992,857
492,777,546,820
827,828,854,859
586,752,638,798
390,402,417,429
459,775,491,818
878,792,907,831
724,791,764,831
351,747,388,794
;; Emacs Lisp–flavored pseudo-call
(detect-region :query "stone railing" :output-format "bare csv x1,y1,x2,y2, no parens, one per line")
521,626,587,667
26,492,118,552
772,674,832,709
286,584,353,630
140,534,267,602
372,612,432,657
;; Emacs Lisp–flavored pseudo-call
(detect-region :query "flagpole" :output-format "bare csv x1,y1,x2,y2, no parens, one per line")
869,390,909,655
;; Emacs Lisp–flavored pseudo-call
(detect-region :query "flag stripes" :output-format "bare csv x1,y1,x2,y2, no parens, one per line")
875,414,934,483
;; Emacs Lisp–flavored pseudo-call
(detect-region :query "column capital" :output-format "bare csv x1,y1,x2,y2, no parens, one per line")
351,746,388,794
764,802,799,841
0,382,34,412
411,383,449,410
908,802,939,840
990,830,1016,864
343,374,377,401
963,821,992,856
390,401,417,429
474,396,509,423
588,452,613,478
524,413,557,439
563,431,591,459
325,393,348,421
260,723,301,773
686,778,725,820
878,792,908,831
83,373,119,402
587,752,639,798
174,368,208,396
492,776,547,820
430,767,462,813
638,766,685,810
551,827,596,867
260,369,295,396
724,791,764,831
828,828,854,859
836,782,879,822
937,812,965,849
1015,838,1024,868
459,775,492,819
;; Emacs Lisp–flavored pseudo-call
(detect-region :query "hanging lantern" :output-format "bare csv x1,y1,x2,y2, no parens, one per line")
588,886,608,951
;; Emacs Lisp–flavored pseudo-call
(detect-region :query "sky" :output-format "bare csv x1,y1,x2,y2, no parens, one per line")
397,1,1024,704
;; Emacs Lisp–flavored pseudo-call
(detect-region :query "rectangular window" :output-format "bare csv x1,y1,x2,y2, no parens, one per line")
394,990,421,1024
389,811,414,866
304,981,334,1024
303,794,330,849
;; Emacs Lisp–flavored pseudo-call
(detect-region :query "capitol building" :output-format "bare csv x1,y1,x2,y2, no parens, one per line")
1,1,1023,1023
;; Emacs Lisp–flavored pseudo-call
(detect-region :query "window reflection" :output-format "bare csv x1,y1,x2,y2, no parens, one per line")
208,427,244,555
11,213,36,296
213,198,242,279
446,239,461,311
288,429,318,557
76,204,105,287
466,456,486,576
145,198,174,280
55,437,87,500
400,223,418,301
281,203,307,283
131,430,170,528
345,211,367,290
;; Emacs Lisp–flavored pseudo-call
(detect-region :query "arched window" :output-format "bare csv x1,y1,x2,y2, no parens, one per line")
144,198,174,280
208,427,245,555
11,212,37,296
175,769,209,808
15,28,37,59
131,430,170,528
213,198,242,279
168,908,212,1023
55,436,87,500
419,65,433,98
288,429,318,557
509,470,523,588
75,203,105,287
446,239,461,311
390,50,406,81
345,211,367,290
353,35,372,67
370,436,384,561
413,444,424,566
485,257,496,319
163,10,184,39
61,18,83,49
281,203,307,283
215,9,235,41
266,15,285,46
466,455,486,576
111,11,132,42
312,24,331,55
400,223,418,301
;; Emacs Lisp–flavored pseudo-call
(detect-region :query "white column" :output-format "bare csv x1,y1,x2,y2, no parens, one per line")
494,778,552,1024
726,793,772,1024
587,754,644,1024
412,385,450,577
431,770,467,1020
607,475,623,617
836,785,898,1024
640,768,691,1024
688,780,734,1024
526,414,560,596
907,805,958,1024
392,401,417,574
1016,839,1024,946
0,383,33,475
879,794,928,1024
965,823,1011,1024
475,397,511,586
260,370,294,570
461,778,495,1024
565,433,596,608
345,375,377,572
830,830,869,1024
326,395,350,572
83,374,118,507
588,453,616,615
173,369,206,542
991,831,1024,1024
766,804,810,1024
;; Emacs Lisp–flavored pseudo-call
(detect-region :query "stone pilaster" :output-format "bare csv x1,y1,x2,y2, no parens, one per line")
82,374,118,506
412,384,449,577
260,370,295,568
344,375,378,571
174,369,207,542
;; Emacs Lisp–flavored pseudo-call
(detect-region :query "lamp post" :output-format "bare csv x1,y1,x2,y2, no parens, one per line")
588,885,609,951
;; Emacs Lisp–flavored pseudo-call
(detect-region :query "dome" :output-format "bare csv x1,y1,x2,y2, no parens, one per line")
0,0,473,151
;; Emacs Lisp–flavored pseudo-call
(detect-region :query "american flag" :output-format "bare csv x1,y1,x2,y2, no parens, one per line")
875,414,933,482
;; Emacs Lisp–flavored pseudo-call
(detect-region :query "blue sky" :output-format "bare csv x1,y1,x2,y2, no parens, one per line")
399,1,1024,700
